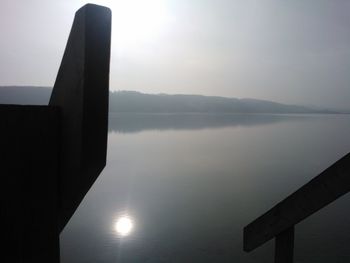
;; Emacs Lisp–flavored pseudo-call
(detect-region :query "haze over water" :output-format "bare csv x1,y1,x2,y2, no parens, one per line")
2,1,350,261
61,113,350,263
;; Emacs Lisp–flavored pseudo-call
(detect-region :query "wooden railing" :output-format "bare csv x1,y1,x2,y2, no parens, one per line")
243,152,350,262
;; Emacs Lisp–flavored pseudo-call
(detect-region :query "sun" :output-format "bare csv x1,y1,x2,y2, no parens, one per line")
114,0,168,42
93,0,172,51
114,216,134,236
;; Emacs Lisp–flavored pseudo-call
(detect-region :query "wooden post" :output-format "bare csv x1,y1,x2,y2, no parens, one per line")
49,4,111,232
1,105,61,262
275,226,294,263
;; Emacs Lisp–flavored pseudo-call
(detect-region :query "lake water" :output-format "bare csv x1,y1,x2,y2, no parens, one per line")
60,113,350,263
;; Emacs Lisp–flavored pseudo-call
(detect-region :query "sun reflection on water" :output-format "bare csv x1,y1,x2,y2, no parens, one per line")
114,215,134,237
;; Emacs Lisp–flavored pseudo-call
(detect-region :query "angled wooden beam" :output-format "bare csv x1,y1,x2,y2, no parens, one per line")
244,152,350,252
49,4,111,232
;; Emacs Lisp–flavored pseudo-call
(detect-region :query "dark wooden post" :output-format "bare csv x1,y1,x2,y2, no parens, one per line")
1,105,61,262
49,3,111,232
275,226,294,263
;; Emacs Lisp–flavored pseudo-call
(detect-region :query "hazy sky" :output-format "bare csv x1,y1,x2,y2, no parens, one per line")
1,0,349,108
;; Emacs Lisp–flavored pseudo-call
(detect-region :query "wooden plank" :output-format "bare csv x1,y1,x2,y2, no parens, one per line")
0,105,61,262
244,152,350,252
49,4,111,231
275,226,294,263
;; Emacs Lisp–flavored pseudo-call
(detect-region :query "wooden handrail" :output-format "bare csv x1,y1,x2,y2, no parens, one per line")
244,152,350,261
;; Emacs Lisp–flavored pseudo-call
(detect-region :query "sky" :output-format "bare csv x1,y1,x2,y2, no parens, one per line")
0,0,349,109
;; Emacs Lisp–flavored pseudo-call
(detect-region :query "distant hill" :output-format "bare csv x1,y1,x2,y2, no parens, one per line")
109,91,334,114
0,86,337,114
110,91,326,113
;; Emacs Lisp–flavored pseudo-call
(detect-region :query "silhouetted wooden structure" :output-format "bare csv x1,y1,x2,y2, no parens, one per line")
1,4,111,262
244,152,350,262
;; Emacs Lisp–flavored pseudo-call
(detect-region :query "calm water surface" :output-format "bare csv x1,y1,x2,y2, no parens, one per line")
61,114,350,262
